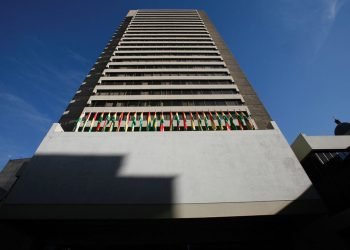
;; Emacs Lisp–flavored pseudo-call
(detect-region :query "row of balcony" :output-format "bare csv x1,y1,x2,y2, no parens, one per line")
74,111,255,132
89,100,244,108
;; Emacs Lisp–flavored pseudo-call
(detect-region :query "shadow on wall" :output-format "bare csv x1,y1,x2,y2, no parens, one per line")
3,154,174,219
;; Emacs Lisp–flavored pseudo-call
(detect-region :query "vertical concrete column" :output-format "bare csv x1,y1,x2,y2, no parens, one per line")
199,11,272,129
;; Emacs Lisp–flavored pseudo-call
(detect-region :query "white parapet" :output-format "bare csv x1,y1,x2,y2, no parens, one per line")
1,122,324,219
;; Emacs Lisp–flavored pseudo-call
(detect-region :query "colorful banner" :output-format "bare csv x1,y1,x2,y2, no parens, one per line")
222,112,231,131
160,112,165,132
196,112,203,131
102,113,111,132
215,112,223,130
89,112,98,132
131,112,137,132
79,111,256,132
209,112,216,131
147,112,152,131
169,112,174,131
183,112,187,131
96,112,104,132
190,112,196,131
124,112,130,132
175,112,180,130
109,112,117,132
139,112,143,131
152,112,157,131
117,112,124,132
74,113,85,132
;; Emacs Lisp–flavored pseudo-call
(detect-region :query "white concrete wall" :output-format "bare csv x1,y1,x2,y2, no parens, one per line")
2,122,323,219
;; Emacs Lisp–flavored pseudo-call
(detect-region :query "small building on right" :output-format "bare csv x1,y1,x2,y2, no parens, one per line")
291,119,350,248
291,119,350,213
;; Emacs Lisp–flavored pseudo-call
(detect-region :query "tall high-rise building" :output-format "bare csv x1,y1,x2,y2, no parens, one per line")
58,9,271,132
0,10,326,249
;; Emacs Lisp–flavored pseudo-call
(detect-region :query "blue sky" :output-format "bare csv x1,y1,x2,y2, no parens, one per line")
0,0,349,168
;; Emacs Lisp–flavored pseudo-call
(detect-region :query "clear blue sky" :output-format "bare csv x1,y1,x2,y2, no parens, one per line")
0,0,349,168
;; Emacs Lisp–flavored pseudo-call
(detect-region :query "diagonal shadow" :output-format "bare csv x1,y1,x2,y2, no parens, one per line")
2,154,174,219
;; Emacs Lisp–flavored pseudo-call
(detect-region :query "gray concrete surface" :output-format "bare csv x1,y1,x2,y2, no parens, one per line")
0,122,323,218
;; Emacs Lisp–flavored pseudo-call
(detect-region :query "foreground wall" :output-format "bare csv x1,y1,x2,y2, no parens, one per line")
0,122,323,219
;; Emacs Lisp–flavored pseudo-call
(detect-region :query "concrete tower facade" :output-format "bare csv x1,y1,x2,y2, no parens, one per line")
59,9,271,132
1,7,321,220
0,10,325,250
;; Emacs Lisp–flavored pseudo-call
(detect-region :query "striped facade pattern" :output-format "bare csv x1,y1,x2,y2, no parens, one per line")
72,10,259,132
